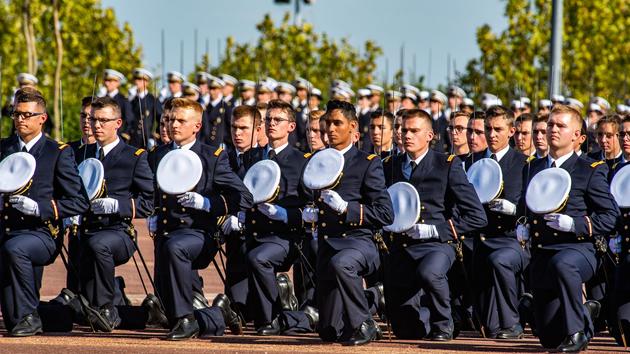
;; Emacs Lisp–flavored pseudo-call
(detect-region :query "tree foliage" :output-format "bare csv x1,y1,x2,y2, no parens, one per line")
204,13,383,99
0,0,142,141
456,0,629,104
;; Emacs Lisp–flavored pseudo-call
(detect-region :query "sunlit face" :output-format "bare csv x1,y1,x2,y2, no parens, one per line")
596,122,620,156
326,109,356,149
369,116,393,149
231,115,258,152
90,106,122,145
103,78,120,92
514,120,533,153
134,78,148,92
169,81,182,94
449,115,469,148
546,113,580,153
159,114,171,144
485,116,515,153
430,100,442,115
265,108,295,142
394,116,403,148
402,116,434,157
533,121,548,153
13,101,47,139
169,107,202,145
620,121,630,157
308,119,325,151
80,104,93,139
467,119,487,153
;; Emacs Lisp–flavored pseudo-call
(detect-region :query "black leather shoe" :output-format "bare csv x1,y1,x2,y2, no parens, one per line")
50,288,76,306
256,317,283,336
165,316,199,341
9,312,43,337
496,323,524,339
303,305,319,330
426,330,453,342
88,306,120,332
584,300,601,321
276,273,298,311
142,294,168,328
374,282,386,321
341,319,379,346
192,290,210,310
212,293,242,335
79,296,116,332
556,331,589,352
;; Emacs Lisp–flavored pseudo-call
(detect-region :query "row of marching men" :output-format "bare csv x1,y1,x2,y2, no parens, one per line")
1,85,629,353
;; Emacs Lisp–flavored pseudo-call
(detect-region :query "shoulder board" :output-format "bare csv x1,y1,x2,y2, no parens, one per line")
150,146,157,152
367,154,377,161
612,162,619,170
134,148,146,156
58,143,69,150
303,152,312,159
447,154,456,162
382,155,392,163
591,160,605,168
526,155,536,163
214,146,224,156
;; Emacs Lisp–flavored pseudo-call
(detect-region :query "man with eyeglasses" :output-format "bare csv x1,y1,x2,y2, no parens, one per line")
101,69,135,142
588,115,623,170
513,114,536,156
0,87,89,336
71,96,154,332
448,111,470,157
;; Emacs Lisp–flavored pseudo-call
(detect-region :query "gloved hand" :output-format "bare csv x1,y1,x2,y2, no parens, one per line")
544,213,575,232
516,224,530,242
321,190,348,213
222,214,243,234
63,215,81,228
9,195,40,216
91,197,119,215
302,206,319,223
406,224,438,240
177,192,211,212
488,199,517,215
257,203,288,223
147,215,158,234
609,235,622,254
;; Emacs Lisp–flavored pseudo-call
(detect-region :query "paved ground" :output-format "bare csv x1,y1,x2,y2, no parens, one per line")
0,220,626,353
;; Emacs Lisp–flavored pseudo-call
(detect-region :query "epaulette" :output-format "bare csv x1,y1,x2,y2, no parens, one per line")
591,160,605,168
58,143,69,150
382,155,392,163
134,148,146,156
303,152,312,159
612,162,619,171
367,154,377,161
526,155,536,163
214,146,224,156
150,146,157,152
447,154,456,163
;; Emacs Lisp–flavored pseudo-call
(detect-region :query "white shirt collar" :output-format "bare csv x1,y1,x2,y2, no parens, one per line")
201,94,210,105
211,95,224,107
172,91,182,98
97,137,120,157
137,90,147,99
245,97,256,106
485,144,510,162
548,151,575,168
173,139,196,150
223,94,233,102
107,89,119,98
602,150,623,160
266,142,289,157
575,150,583,157
18,132,43,152
338,142,354,155
406,149,430,166
622,155,628,164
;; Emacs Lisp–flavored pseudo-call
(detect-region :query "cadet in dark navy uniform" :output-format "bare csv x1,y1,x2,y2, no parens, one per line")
382,109,487,341
587,115,624,169
471,105,530,339
0,88,89,336
429,90,450,153
199,76,231,147
368,110,397,159
518,105,619,352
301,100,394,346
102,69,135,141
147,98,252,340
74,97,154,331
129,68,161,149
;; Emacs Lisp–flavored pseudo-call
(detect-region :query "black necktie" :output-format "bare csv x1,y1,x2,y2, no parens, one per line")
21,146,28,152
409,161,417,175
98,148,105,161
550,161,556,168
237,154,246,178
268,150,276,161
490,153,497,161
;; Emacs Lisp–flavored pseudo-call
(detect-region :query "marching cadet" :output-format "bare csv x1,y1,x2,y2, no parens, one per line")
418,91,430,112
0,87,89,336
235,79,256,107
510,100,526,118
2,73,54,136
308,87,323,112
182,82,201,101
101,69,135,140
219,74,238,107
357,88,373,152
196,72,211,108
382,108,487,341
586,103,605,153
386,90,402,114
129,68,160,149
448,111,470,157
513,113,536,156
256,80,274,105
293,78,311,151
429,90,450,153
368,110,396,159
160,71,184,103
533,115,549,158
366,84,384,112
74,96,154,331
445,86,466,119
401,84,420,110
517,104,619,352
147,98,252,340
538,99,553,115
461,98,475,114
472,105,529,339
466,111,488,156
276,82,296,105
199,75,231,147
301,100,394,346
588,115,623,169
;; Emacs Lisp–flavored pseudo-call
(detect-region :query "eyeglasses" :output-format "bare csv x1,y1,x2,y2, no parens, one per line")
90,117,119,125
619,131,630,139
265,116,290,125
11,111,45,120
447,125,466,134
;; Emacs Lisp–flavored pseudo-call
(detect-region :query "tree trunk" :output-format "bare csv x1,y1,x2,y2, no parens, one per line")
21,0,38,75
52,0,63,140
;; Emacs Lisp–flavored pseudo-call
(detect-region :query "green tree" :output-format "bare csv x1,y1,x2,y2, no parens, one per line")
201,12,382,99
0,0,142,141
456,0,629,105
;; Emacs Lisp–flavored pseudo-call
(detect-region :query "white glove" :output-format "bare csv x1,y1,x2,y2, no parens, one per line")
91,197,119,215
147,215,158,234
516,224,530,242
544,213,575,233
488,199,517,215
302,206,319,223
177,192,211,212
257,203,288,223
63,215,80,228
9,195,40,216
321,190,348,213
222,214,243,234
609,235,622,254
406,224,438,240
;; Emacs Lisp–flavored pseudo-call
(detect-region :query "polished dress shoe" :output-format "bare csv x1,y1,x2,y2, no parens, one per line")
276,273,298,311
556,331,589,352
50,288,76,306
91,306,121,332
496,323,524,339
79,296,117,332
374,282,387,321
426,330,453,342
9,312,43,337
142,294,168,328
584,300,601,321
256,317,283,336
165,316,199,341
342,319,379,346
212,293,242,335
302,305,319,330
192,290,210,310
